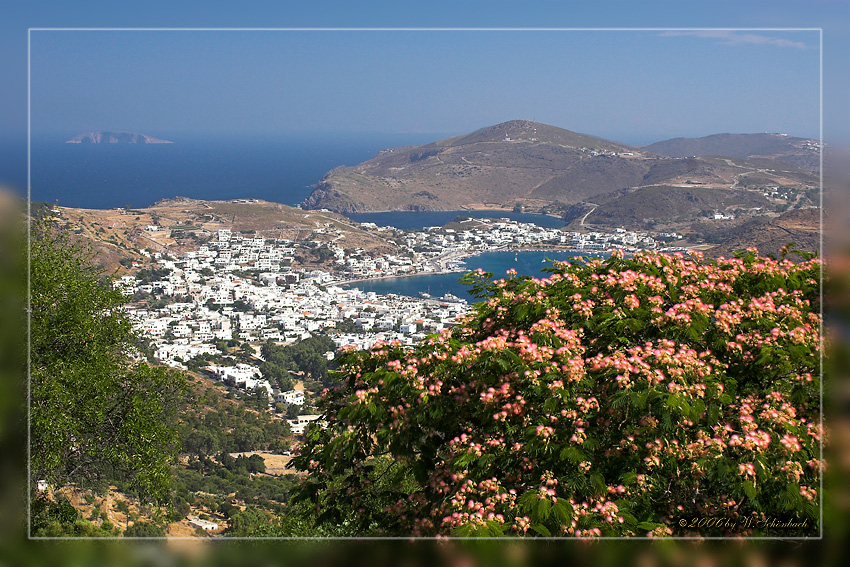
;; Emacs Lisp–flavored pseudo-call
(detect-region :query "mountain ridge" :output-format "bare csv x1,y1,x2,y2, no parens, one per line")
642,133,819,171
300,120,819,221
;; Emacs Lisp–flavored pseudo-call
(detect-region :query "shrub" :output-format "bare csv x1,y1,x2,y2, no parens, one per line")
123,522,166,538
292,249,821,537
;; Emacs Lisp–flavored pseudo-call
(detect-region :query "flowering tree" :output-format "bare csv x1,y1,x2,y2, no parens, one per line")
292,249,822,537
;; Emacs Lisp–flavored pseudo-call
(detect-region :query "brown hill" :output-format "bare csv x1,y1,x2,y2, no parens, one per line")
704,208,820,259
43,198,397,274
572,185,772,229
301,120,648,213
301,121,818,216
643,133,819,172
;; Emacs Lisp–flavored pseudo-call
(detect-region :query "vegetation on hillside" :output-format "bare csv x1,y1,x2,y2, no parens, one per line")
260,336,337,392
29,220,188,536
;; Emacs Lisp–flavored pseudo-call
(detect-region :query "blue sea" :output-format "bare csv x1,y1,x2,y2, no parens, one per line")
345,250,604,302
29,132,451,209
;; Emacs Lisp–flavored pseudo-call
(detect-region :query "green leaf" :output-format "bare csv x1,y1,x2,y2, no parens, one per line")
552,499,572,524
590,473,606,496
560,446,586,464
536,498,552,522
451,523,475,537
620,472,638,485
743,480,757,501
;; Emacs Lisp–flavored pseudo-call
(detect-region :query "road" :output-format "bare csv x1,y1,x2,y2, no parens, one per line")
580,204,598,227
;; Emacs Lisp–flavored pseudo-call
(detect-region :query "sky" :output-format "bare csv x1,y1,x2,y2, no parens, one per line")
1,0,849,191
28,29,820,145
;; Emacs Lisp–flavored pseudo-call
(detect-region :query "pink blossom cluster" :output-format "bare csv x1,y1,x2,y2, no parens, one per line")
295,249,821,537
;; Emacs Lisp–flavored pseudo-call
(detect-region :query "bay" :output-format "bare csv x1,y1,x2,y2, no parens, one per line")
344,250,603,302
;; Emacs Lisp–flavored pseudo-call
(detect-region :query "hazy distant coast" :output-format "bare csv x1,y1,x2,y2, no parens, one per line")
66,131,173,144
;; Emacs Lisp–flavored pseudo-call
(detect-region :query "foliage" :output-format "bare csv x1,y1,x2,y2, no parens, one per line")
225,506,270,536
292,249,821,537
179,380,290,456
268,439,291,454
247,385,269,412
29,221,188,504
260,336,336,390
173,459,296,514
30,494,79,533
134,266,172,284
123,521,166,537
30,493,120,537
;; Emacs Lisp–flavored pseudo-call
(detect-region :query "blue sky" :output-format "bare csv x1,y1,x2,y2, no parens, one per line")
28,29,820,144
1,0,848,190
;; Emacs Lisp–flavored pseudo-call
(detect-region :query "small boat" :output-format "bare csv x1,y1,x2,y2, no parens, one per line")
514,253,518,262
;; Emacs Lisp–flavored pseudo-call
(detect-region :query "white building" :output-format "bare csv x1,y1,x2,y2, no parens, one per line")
275,390,305,406
288,414,323,435
187,516,219,531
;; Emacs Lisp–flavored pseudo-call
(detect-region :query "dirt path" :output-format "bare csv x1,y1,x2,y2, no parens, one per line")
580,204,598,227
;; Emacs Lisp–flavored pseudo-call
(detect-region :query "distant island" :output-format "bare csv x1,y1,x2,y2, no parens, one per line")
66,131,173,144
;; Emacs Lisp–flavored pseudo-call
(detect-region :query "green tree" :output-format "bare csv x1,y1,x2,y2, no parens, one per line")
29,221,187,507
123,522,166,537
232,426,266,452
285,404,301,420
218,501,237,519
248,385,269,412
240,454,266,473
183,429,220,457
268,439,291,454
225,506,268,536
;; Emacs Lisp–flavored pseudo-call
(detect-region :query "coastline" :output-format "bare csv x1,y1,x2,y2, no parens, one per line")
342,208,567,226
334,246,595,287
335,269,466,287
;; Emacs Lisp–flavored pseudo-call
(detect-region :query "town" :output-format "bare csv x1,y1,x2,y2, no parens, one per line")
114,213,687,429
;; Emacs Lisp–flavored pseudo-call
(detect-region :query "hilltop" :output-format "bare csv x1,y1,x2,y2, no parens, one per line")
301,120,645,213
66,131,173,144
300,121,819,227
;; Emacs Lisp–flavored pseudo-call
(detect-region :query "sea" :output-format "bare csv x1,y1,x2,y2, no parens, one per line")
29,132,450,209
344,250,603,303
